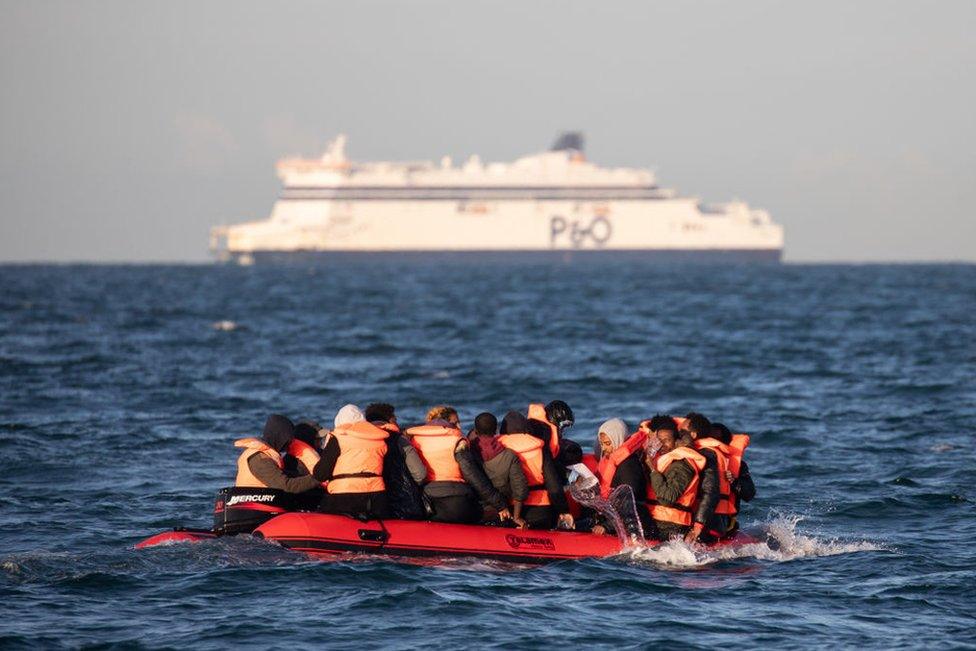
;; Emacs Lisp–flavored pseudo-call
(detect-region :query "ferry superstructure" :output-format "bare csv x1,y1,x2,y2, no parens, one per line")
210,133,784,263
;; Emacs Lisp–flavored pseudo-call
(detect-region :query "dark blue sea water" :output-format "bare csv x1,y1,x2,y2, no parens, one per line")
1,263,974,649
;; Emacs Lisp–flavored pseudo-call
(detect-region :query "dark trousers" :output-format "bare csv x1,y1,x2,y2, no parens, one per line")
522,505,557,530
652,520,690,541
428,494,482,524
318,491,391,520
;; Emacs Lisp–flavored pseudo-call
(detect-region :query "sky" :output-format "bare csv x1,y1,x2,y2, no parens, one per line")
1,0,973,263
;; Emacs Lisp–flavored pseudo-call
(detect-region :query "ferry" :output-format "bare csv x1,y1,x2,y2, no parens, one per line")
210,133,784,264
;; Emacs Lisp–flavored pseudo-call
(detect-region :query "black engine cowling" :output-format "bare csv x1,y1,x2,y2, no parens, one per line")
212,486,297,535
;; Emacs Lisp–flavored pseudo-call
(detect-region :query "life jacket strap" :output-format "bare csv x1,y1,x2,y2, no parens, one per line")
646,499,692,513
331,471,381,480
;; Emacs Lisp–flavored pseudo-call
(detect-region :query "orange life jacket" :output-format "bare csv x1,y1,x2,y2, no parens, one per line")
724,433,751,514
285,438,328,488
498,432,550,506
694,437,734,516
581,453,599,475
327,421,389,494
234,438,283,488
406,424,465,483
596,431,647,499
286,439,321,474
527,403,560,458
646,446,706,527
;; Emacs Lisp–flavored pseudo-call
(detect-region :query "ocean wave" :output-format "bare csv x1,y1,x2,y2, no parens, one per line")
619,514,884,569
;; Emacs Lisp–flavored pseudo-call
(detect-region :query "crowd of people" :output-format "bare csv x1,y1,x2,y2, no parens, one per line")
231,400,755,543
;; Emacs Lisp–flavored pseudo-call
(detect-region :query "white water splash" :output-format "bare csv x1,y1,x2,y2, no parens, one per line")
211,320,238,331
620,514,885,569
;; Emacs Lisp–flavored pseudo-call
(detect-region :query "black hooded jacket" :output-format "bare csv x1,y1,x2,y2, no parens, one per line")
248,414,322,494
501,412,569,513
693,447,721,527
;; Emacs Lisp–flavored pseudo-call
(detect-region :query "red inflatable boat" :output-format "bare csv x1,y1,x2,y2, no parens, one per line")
136,512,755,564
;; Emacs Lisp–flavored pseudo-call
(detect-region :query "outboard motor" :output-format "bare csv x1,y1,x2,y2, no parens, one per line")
213,487,296,535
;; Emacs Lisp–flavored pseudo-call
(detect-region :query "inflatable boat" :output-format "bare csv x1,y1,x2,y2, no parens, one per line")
137,512,755,564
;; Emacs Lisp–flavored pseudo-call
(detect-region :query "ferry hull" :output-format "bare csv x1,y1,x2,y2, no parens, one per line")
232,248,782,265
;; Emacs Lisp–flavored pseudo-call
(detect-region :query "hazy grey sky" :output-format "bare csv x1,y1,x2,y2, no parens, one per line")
1,1,973,262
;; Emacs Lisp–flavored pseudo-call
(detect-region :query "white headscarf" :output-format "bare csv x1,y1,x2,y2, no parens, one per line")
597,418,630,457
334,404,365,428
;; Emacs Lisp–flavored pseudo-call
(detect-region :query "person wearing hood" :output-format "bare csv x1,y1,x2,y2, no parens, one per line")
233,414,327,494
498,410,573,530
591,418,654,537
527,400,583,477
364,402,426,520
468,412,528,528
316,404,392,519
405,409,509,524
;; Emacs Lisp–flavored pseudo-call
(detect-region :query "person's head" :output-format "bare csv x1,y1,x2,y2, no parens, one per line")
683,412,712,440
656,428,679,454
293,419,320,445
711,422,732,445
474,412,498,437
500,410,530,435
596,418,630,459
647,414,679,453
364,403,396,425
545,400,575,433
334,404,365,428
262,414,295,452
427,405,460,427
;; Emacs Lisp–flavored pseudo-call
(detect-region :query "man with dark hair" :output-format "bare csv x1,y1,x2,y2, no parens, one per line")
364,402,426,519
364,403,397,425
468,412,528,528
642,415,707,541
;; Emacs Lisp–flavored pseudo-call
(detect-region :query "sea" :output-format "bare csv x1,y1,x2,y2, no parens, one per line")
1,262,974,649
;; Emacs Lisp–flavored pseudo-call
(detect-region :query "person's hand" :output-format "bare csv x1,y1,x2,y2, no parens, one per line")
684,522,704,544
638,419,653,433
557,513,575,530
724,470,734,483
591,524,606,536
311,460,330,483
514,517,528,529
498,508,512,522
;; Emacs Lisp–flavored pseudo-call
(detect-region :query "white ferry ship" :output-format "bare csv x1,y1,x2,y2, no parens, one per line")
210,133,784,264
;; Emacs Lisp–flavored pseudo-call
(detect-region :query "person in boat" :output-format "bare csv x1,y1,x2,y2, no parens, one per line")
281,419,327,510
711,422,755,537
234,414,328,494
405,410,509,524
643,414,708,542
426,404,461,427
467,412,528,528
591,418,654,537
679,412,725,543
499,411,574,531
283,420,321,476
316,404,392,520
363,402,427,520
527,400,583,477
